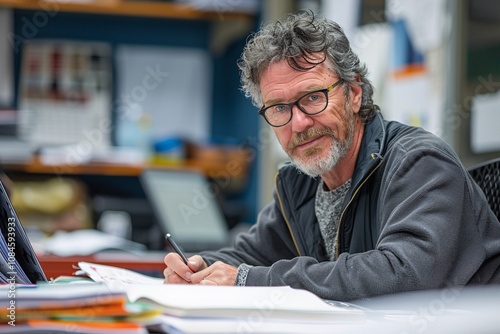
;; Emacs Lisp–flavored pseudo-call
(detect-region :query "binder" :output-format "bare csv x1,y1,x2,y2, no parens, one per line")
0,180,47,284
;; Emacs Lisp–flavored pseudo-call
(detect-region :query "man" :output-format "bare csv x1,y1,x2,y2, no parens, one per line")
163,11,500,301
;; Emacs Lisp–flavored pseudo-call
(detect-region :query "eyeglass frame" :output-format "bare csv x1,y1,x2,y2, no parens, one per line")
258,78,344,127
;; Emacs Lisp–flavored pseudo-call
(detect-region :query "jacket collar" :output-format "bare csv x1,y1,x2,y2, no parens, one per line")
277,111,387,191
350,112,386,190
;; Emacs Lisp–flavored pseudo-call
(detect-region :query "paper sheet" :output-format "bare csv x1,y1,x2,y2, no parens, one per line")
78,261,163,288
386,0,448,52
321,0,361,42
471,90,500,153
44,230,147,257
77,262,365,321
352,23,392,106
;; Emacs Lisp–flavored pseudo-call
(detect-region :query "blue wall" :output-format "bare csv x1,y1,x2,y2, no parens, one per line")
12,9,259,224
212,37,260,225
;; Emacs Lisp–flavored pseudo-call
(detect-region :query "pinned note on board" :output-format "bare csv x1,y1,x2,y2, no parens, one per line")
471,90,500,153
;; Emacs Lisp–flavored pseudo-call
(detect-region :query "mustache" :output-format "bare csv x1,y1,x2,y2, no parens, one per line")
287,127,336,151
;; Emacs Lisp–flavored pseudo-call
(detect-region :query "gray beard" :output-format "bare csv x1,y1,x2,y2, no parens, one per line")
291,136,349,177
291,113,355,178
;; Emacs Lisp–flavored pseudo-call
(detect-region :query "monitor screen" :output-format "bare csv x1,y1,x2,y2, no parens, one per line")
140,169,229,252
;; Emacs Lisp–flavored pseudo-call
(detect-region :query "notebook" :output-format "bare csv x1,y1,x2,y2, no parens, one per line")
0,180,47,284
140,169,229,253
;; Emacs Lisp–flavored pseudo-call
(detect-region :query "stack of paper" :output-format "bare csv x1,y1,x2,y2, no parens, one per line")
77,262,369,333
0,282,158,333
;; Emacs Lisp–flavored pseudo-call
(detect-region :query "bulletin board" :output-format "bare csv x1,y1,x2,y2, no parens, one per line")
17,40,112,148
114,45,212,148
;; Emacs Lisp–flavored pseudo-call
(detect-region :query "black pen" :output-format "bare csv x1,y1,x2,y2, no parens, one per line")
165,233,188,265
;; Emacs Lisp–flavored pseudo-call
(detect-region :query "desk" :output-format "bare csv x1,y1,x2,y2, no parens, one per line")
38,251,166,280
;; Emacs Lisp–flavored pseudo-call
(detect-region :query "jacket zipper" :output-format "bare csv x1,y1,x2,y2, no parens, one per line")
274,173,303,256
335,158,383,258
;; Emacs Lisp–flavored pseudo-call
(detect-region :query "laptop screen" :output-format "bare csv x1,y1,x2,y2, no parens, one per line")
140,169,229,252
0,180,47,284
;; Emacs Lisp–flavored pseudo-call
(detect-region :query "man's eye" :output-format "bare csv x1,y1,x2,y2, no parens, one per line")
308,93,320,101
273,105,287,113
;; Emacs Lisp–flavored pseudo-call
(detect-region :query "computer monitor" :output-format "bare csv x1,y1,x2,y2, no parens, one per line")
140,169,230,253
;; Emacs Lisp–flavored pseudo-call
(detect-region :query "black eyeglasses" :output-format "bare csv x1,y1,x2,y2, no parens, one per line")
258,79,344,127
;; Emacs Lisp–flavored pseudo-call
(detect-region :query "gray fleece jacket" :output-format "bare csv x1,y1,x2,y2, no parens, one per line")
201,113,500,301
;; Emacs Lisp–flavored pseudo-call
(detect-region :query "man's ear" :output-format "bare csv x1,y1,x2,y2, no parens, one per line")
350,75,363,114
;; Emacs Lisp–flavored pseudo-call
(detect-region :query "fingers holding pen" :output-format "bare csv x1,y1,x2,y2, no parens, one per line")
163,252,192,284
163,253,207,284
186,255,208,272
164,256,237,286
163,266,187,284
190,261,238,286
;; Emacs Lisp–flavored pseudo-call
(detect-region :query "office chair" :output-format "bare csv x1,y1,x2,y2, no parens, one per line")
468,158,500,221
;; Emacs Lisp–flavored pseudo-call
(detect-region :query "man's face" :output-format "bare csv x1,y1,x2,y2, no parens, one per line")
259,59,362,177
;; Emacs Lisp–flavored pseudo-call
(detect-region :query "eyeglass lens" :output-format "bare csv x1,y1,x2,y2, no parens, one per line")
264,90,327,126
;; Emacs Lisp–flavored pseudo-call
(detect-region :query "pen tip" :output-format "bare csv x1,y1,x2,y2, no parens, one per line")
166,233,171,238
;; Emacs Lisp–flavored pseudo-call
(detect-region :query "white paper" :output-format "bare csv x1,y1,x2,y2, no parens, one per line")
77,261,365,321
78,261,163,288
125,284,358,318
351,23,392,106
44,229,147,257
383,73,427,124
383,70,442,136
154,314,375,334
321,0,361,42
471,90,500,153
386,0,448,52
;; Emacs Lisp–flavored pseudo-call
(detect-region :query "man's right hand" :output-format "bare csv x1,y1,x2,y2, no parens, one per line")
163,253,207,284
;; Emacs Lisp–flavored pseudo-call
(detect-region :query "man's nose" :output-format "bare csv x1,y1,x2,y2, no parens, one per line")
290,105,314,133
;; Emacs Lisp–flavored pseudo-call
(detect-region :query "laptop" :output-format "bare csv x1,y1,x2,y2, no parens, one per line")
0,180,47,284
140,169,230,253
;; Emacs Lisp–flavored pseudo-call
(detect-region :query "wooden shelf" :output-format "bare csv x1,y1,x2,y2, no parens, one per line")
4,153,249,180
3,144,251,194
0,0,254,21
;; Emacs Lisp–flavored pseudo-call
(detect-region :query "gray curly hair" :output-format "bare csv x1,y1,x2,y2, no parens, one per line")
238,10,379,123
